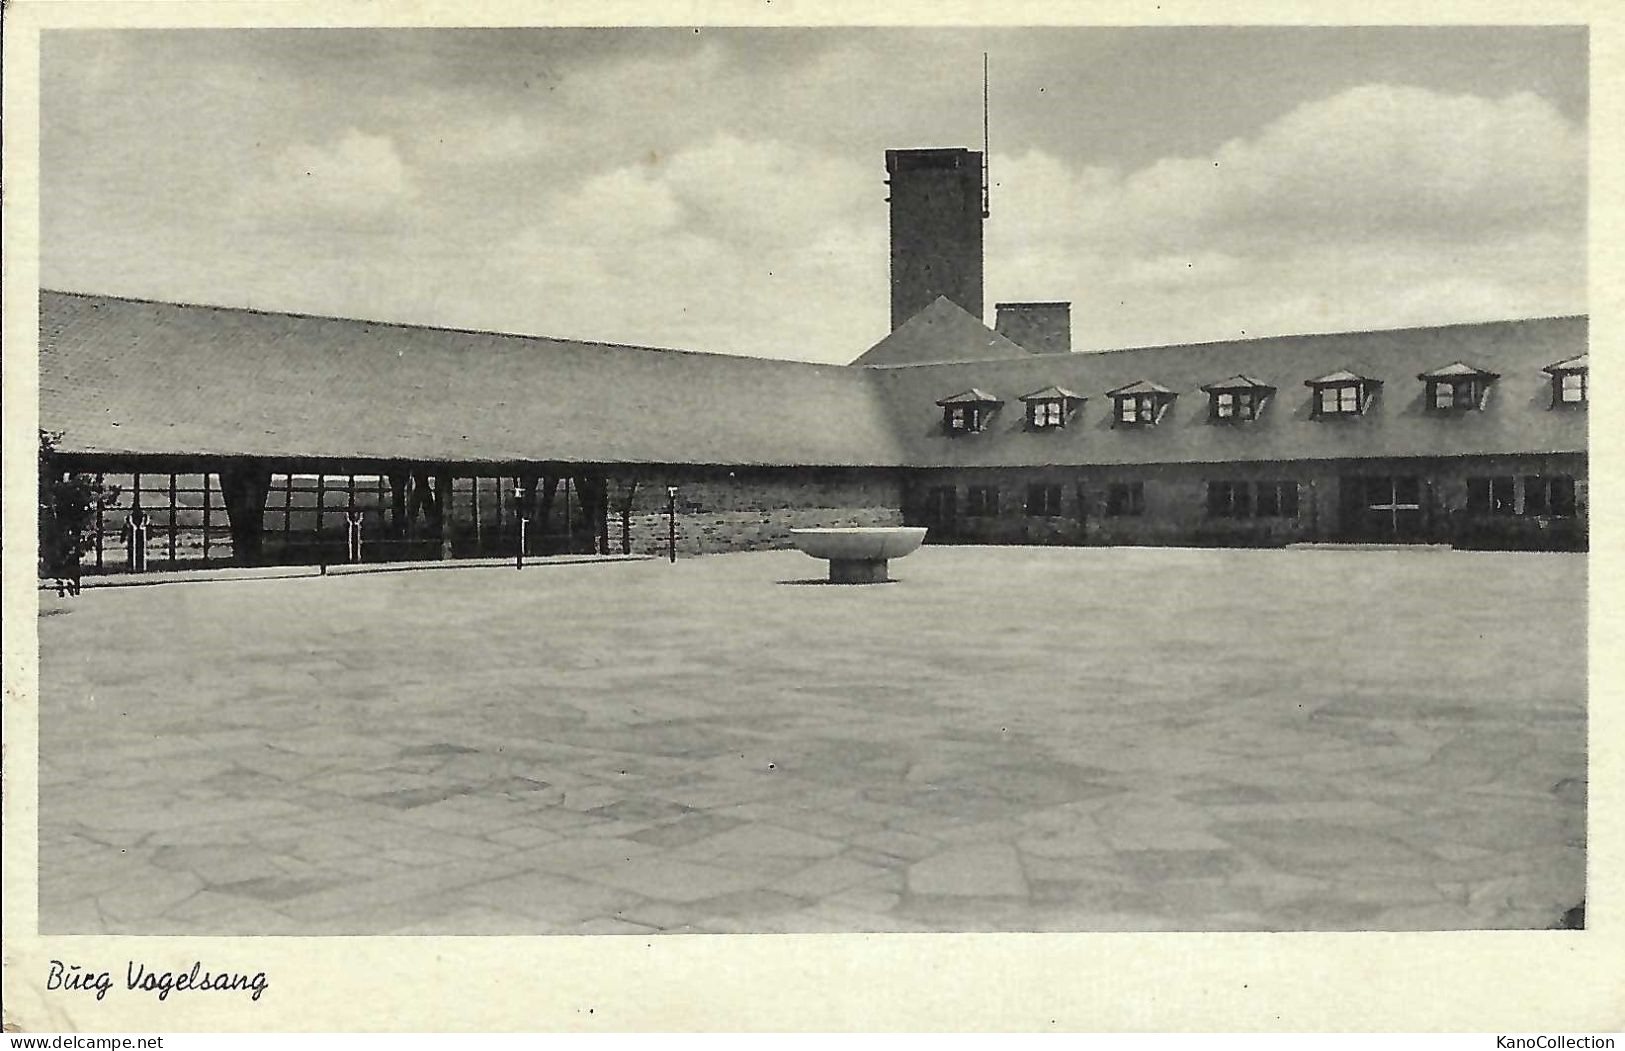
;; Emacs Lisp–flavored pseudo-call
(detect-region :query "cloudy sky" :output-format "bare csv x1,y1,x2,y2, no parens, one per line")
42,27,1585,363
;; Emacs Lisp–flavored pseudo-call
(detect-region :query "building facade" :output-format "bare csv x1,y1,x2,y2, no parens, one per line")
36,145,1587,572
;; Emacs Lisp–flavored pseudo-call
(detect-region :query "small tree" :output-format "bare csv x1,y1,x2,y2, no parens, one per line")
38,431,120,595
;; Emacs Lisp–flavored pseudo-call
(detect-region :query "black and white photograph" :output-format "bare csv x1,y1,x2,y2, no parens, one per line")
5,8,1613,1033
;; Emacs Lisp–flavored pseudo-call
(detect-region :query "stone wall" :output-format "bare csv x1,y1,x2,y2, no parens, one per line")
902,453,1588,549
603,466,906,557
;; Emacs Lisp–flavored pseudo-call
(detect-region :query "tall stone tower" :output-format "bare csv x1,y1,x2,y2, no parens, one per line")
885,147,985,331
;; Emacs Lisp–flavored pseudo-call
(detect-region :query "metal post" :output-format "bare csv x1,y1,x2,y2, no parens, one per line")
168,473,178,565
515,486,526,570
667,485,678,563
94,472,105,570
202,471,212,563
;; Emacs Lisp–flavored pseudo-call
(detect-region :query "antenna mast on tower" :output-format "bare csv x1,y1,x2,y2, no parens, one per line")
981,52,991,218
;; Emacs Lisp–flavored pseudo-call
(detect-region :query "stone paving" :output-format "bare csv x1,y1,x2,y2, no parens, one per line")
36,546,1586,933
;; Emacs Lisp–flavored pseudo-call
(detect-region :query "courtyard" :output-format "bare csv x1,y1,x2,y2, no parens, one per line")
36,545,1586,934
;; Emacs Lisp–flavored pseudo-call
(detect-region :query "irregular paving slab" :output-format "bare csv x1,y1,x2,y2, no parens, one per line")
907,844,1028,898
36,547,1586,933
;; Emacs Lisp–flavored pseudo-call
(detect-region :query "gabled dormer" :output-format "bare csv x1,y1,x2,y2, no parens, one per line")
936,388,1003,434
1543,353,1588,408
1107,380,1175,427
1018,385,1085,430
1306,368,1380,418
1419,361,1498,413
1199,375,1275,423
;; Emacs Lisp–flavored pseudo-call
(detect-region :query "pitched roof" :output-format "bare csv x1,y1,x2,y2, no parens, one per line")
850,296,1029,368
1545,353,1588,372
1418,360,1499,380
38,290,907,468
1307,368,1379,385
1018,385,1083,401
935,388,1003,405
867,315,1588,468
37,290,1589,474
1200,374,1275,392
1106,379,1175,397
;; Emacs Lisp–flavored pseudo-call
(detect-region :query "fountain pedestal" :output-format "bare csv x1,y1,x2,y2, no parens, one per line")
789,527,928,584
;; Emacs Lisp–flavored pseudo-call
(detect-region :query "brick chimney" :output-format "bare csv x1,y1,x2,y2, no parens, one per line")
995,302,1071,355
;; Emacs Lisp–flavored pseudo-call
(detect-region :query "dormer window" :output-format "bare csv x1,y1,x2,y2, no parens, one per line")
1018,386,1084,430
936,388,1003,434
1306,369,1380,418
1200,375,1275,423
1544,354,1588,408
1107,380,1175,427
1420,361,1498,413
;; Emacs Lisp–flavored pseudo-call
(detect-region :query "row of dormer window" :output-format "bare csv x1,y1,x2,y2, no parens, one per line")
936,354,1588,434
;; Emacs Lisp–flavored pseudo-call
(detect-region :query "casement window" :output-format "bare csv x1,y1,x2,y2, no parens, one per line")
1107,381,1174,427
1105,482,1145,517
1119,394,1154,425
1430,379,1478,411
1206,481,1252,518
1018,387,1083,430
1025,484,1063,517
945,405,984,433
1254,481,1299,518
1524,476,1578,518
1029,399,1064,429
937,389,1003,434
1207,480,1298,519
1467,476,1516,516
1201,377,1274,423
1307,370,1378,418
1214,390,1255,420
1543,355,1588,408
1316,383,1362,416
1420,362,1497,413
965,486,1000,517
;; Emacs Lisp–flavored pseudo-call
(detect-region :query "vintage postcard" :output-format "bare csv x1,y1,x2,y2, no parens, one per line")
3,1,1621,1032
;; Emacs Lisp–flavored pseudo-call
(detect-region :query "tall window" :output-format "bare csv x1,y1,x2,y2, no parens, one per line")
1106,482,1145,517
1255,481,1299,518
1467,477,1516,516
1025,484,1063,517
1206,480,1298,519
1206,481,1251,518
1524,476,1577,518
965,486,1000,517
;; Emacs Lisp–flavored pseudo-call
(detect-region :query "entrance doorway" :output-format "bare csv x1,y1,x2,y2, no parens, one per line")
921,485,958,541
1339,475,1426,541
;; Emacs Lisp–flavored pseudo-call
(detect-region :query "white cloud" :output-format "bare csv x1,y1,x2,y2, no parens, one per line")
986,83,1584,348
241,129,419,228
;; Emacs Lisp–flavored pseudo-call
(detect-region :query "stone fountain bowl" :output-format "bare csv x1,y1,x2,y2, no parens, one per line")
788,527,928,583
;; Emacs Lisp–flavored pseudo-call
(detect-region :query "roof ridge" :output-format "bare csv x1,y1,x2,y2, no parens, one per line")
38,288,850,369
865,312,1589,370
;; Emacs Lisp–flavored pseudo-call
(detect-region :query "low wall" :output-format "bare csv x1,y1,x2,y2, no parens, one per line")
604,466,907,557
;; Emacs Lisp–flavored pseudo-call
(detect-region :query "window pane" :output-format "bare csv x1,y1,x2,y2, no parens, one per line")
1552,476,1576,517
